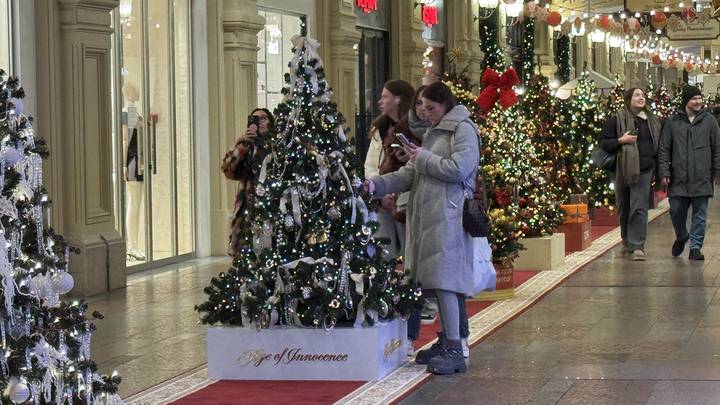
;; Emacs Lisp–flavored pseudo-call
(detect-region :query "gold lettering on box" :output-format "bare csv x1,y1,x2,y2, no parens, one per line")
237,348,350,367
384,339,402,360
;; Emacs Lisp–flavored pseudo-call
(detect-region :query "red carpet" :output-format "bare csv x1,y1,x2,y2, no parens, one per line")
169,218,637,405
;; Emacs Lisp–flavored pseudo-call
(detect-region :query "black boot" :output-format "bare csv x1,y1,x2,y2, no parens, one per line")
426,339,467,375
415,332,444,365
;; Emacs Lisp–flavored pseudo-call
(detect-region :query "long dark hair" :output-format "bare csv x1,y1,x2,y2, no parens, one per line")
249,107,275,134
371,80,415,138
421,81,457,114
623,88,651,115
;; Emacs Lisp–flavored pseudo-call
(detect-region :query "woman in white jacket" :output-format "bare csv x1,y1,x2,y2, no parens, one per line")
364,80,415,258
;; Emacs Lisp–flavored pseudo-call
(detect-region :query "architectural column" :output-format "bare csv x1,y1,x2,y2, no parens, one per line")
624,61,640,87
637,62,648,88
316,1,360,137
447,0,483,85
534,22,556,78
609,46,625,82
575,35,590,74
35,0,124,296
596,41,611,78
391,1,426,87
208,0,264,256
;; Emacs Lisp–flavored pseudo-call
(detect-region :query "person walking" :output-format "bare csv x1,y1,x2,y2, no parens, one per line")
598,88,662,261
658,85,720,260
364,81,480,375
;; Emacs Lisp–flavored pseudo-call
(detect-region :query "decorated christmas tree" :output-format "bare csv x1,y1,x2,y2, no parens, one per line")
650,84,674,121
0,72,121,403
522,74,572,201
196,19,419,330
565,72,614,207
608,74,625,113
441,48,479,118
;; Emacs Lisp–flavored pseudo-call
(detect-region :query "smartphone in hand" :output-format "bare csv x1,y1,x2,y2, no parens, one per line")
396,133,412,146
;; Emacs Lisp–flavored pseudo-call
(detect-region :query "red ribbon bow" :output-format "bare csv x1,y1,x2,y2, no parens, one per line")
475,68,520,113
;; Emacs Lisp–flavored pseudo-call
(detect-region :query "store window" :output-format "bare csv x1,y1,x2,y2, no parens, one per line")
256,9,303,111
355,3,391,167
111,0,194,270
421,0,445,82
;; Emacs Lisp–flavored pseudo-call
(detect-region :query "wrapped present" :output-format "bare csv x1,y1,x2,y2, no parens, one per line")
560,203,589,224
556,221,591,253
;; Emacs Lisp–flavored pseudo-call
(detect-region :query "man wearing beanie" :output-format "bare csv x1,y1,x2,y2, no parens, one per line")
658,85,720,260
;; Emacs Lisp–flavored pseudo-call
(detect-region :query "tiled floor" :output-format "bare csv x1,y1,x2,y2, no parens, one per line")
401,198,720,404
87,257,230,398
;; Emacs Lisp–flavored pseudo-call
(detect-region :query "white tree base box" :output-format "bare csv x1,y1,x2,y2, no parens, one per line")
207,319,408,381
514,233,565,271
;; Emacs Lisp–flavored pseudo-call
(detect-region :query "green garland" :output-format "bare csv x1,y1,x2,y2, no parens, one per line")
554,34,571,84
522,17,536,85
479,8,505,71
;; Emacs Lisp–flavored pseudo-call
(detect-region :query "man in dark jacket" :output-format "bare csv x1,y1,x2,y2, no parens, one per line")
658,86,720,260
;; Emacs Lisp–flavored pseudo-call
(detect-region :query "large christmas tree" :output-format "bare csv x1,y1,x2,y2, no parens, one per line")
521,74,573,203
197,20,418,330
565,72,614,207
0,72,121,403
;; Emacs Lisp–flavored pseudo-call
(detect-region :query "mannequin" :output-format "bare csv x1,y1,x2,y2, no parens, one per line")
123,83,146,261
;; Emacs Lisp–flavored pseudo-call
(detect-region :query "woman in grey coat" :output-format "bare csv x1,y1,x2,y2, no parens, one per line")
364,81,480,375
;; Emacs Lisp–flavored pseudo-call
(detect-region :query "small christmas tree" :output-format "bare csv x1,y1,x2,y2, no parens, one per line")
441,49,479,118
651,85,674,121
196,19,419,330
565,72,614,207
608,74,625,113
0,72,121,403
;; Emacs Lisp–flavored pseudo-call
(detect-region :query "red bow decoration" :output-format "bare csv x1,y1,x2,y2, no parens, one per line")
475,68,520,113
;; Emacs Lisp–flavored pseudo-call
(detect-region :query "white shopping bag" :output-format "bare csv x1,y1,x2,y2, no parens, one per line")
472,237,496,295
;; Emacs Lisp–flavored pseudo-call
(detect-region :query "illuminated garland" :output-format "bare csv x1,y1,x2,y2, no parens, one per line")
522,17,536,85
479,9,505,72
554,34,571,84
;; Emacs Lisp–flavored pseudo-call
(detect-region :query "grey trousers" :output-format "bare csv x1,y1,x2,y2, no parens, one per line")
616,170,653,251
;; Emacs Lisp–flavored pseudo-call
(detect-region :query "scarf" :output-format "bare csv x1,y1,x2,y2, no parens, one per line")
615,108,661,186
408,110,431,140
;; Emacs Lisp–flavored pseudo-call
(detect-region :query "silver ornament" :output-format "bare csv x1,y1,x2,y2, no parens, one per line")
361,225,372,236
379,299,389,317
51,272,74,295
284,215,294,228
327,207,340,220
302,287,312,299
7,377,30,404
256,184,266,197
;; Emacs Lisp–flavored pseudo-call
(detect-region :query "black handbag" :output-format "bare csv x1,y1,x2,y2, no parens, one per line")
590,145,616,171
462,177,491,238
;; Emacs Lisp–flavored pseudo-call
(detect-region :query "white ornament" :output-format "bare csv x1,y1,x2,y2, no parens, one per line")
29,275,49,299
6,377,30,404
51,272,74,295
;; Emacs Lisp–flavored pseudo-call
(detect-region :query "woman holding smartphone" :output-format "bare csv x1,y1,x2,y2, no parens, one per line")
222,108,275,256
364,81,480,375
364,80,415,258
599,88,661,261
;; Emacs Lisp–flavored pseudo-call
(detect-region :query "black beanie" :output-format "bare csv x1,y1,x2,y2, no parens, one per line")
681,85,702,107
